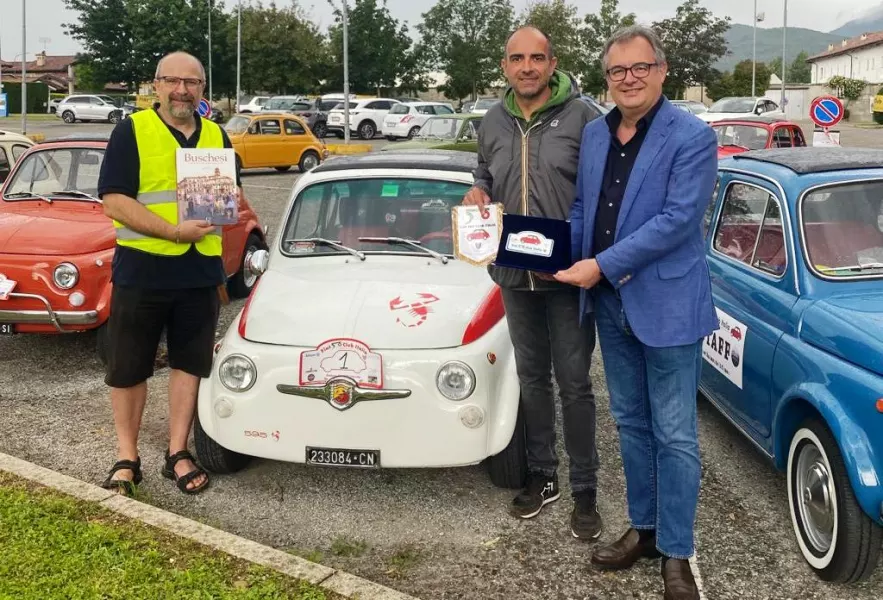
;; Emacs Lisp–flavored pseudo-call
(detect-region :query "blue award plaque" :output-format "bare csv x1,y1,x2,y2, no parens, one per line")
493,213,572,274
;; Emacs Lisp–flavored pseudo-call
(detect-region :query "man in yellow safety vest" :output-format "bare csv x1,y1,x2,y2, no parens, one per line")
97,51,241,497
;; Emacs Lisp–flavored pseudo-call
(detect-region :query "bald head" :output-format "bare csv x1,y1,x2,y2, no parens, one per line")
505,26,554,60
155,51,206,81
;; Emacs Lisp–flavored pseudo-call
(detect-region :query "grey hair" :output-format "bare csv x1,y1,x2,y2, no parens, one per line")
155,51,206,81
601,25,667,71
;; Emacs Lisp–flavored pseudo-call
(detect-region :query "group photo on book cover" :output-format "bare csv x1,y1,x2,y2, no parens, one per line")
176,148,239,226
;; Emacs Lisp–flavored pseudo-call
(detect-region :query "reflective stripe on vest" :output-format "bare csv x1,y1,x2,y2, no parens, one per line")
113,109,225,257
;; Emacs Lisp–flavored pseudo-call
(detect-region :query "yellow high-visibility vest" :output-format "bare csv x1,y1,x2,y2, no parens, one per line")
113,109,224,257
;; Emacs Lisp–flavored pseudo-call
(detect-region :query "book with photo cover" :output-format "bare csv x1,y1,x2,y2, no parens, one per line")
176,148,239,226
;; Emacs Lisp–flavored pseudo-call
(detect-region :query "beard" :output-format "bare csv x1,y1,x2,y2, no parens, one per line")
167,93,195,118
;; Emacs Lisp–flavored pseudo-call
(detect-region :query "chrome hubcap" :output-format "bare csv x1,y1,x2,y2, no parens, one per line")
796,444,834,553
303,155,318,170
243,246,258,288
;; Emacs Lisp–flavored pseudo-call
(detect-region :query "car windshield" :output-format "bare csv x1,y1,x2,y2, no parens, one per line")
264,98,300,110
4,147,105,200
389,104,411,115
802,180,883,279
417,118,460,139
712,124,769,150
281,177,471,257
225,116,251,134
475,99,497,109
708,98,756,113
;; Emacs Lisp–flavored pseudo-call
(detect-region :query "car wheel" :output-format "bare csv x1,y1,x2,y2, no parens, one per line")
299,150,320,173
96,323,109,367
408,126,421,139
193,414,251,474
108,111,121,124
274,166,291,172
227,232,266,299
486,400,527,489
235,154,243,174
62,110,75,123
787,418,883,582
358,121,375,139
313,122,327,138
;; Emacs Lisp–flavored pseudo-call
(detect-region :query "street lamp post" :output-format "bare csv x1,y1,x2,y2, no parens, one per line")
208,0,212,103
21,0,26,134
781,0,787,109
236,0,241,113
752,5,765,97
342,0,350,144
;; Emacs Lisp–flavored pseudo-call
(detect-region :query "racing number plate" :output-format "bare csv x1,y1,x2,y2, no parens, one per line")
306,446,380,468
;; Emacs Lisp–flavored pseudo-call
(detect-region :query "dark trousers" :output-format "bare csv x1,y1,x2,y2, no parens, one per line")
501,287,599,494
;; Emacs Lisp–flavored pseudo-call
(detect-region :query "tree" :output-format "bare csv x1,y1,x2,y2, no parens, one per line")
72,59,109,92
731,60,772,97
704,68,733,102
579,0,635,96
63,0,139,90
789,51,811,84
653,0,730,99
418,0,515,101
517,0,583,76
327,0,412,94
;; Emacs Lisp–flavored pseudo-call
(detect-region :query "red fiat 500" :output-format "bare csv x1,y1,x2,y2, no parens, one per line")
0,135,267,360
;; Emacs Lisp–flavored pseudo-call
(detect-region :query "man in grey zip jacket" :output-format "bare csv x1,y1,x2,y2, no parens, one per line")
462,26,603,540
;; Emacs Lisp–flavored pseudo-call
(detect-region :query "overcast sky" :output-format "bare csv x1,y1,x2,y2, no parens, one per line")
1,0,880,61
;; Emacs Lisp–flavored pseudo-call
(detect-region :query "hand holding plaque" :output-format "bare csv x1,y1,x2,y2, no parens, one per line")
452,203,504,266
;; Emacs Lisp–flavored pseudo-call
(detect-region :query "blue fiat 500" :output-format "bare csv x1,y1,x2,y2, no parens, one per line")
701,147,883,583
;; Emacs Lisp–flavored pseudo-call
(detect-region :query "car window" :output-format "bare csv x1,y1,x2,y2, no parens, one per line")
713,125,769,150
754,198,787,275
713,182,770,266
11,144,28,162
703,178,720,239
389,104,410,115
284,119,306,135
257,119,281,135
0,147,9,171
772,127,792,148
436,105,454,114
417,105,435,115
792,127,806,147
5,148,105,197
802,180,883,278
281,177,472,256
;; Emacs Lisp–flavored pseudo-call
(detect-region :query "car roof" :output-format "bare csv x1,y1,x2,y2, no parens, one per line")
311,149,477,174
425,113,479,120
711,115,794,125
39,134,111,144
0,129,35,143
729,147,883,174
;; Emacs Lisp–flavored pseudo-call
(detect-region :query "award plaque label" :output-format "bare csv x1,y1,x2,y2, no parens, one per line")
452,203,503,266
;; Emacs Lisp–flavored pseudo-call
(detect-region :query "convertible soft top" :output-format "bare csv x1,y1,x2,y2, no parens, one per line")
731,146,883,174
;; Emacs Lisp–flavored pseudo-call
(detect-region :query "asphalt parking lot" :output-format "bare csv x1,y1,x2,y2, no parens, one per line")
1,120,882,599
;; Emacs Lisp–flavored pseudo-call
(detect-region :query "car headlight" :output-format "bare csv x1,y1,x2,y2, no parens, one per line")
219,354,256,392
53,262,79,289
436,361,475,401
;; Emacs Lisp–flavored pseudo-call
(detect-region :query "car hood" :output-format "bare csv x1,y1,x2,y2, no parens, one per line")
0,206,114,255
800,293,883,377
240,257,499,349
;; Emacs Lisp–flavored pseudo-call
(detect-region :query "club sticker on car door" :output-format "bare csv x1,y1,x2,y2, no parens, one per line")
702,308,747,389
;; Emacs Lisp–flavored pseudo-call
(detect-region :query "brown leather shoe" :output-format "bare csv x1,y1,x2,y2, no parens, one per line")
662,557,699,600
590,527,661,570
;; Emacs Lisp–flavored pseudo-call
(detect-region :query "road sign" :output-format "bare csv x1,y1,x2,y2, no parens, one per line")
197,98,212,118
809,95,843,129
0,94,7,118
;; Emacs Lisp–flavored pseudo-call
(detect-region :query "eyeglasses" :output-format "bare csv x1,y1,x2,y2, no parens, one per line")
605,62,659,82
156,76,204,89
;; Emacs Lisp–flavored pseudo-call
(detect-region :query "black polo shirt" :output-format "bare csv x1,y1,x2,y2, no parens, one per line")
98,107,241,290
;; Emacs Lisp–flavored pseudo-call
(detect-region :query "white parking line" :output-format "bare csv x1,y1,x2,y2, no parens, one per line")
242,184,290,191
689,552,708,600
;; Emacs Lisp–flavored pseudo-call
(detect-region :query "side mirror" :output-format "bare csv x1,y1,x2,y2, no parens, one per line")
247,249,269,277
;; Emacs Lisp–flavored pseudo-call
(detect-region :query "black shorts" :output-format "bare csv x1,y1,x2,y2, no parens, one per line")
104,285,221,388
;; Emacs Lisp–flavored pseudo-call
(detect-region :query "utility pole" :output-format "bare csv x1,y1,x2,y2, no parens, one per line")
208,0,213,102
781,0,787,109
21,0,26,134
342,0,350,144
752,0,757,96
236,0,241,113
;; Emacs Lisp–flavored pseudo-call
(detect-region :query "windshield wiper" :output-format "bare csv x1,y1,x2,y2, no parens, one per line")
831,262,883,272
49,190,101,202
359,236,449,264
3,191,52,203
283,237,365,261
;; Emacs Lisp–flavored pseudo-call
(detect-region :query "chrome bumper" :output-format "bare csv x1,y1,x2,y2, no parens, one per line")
0,292,99,332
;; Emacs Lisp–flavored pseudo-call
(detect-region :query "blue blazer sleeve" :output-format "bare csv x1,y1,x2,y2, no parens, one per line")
595,124,718,284
569,125,591,264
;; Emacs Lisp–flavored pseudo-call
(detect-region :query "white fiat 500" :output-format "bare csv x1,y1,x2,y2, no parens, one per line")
194,150,527,488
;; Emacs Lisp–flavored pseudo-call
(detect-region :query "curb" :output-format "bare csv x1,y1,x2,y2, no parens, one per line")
0,452,419,600
326,143,373,155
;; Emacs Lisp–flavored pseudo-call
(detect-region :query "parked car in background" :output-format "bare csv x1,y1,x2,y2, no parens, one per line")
224,112,328,173
711,116,807,158
579,95,609,119
0,135,266,361
383,101,456,140
381,114,482,152
193,149,528,491
671,100,709,115
701,147,883,583
326,98,401,139
0,131,35,184
238,95,270,113
698,96,785,123
470,98,499,114
55,95,125,124
260,97,331,138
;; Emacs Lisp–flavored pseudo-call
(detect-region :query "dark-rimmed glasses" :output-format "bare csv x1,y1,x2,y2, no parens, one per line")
156,76,204,89
605,62,659,82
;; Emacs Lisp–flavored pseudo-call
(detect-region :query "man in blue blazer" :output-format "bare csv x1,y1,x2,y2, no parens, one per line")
554,25,718,600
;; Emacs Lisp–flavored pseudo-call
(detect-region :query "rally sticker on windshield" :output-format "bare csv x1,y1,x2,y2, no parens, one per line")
702,308,747,389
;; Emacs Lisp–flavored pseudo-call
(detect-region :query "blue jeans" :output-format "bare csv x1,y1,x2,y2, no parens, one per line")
594,286,703,559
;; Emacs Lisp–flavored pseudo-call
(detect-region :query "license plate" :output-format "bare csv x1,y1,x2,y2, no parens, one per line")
306,446,379,468
0,324,15,335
